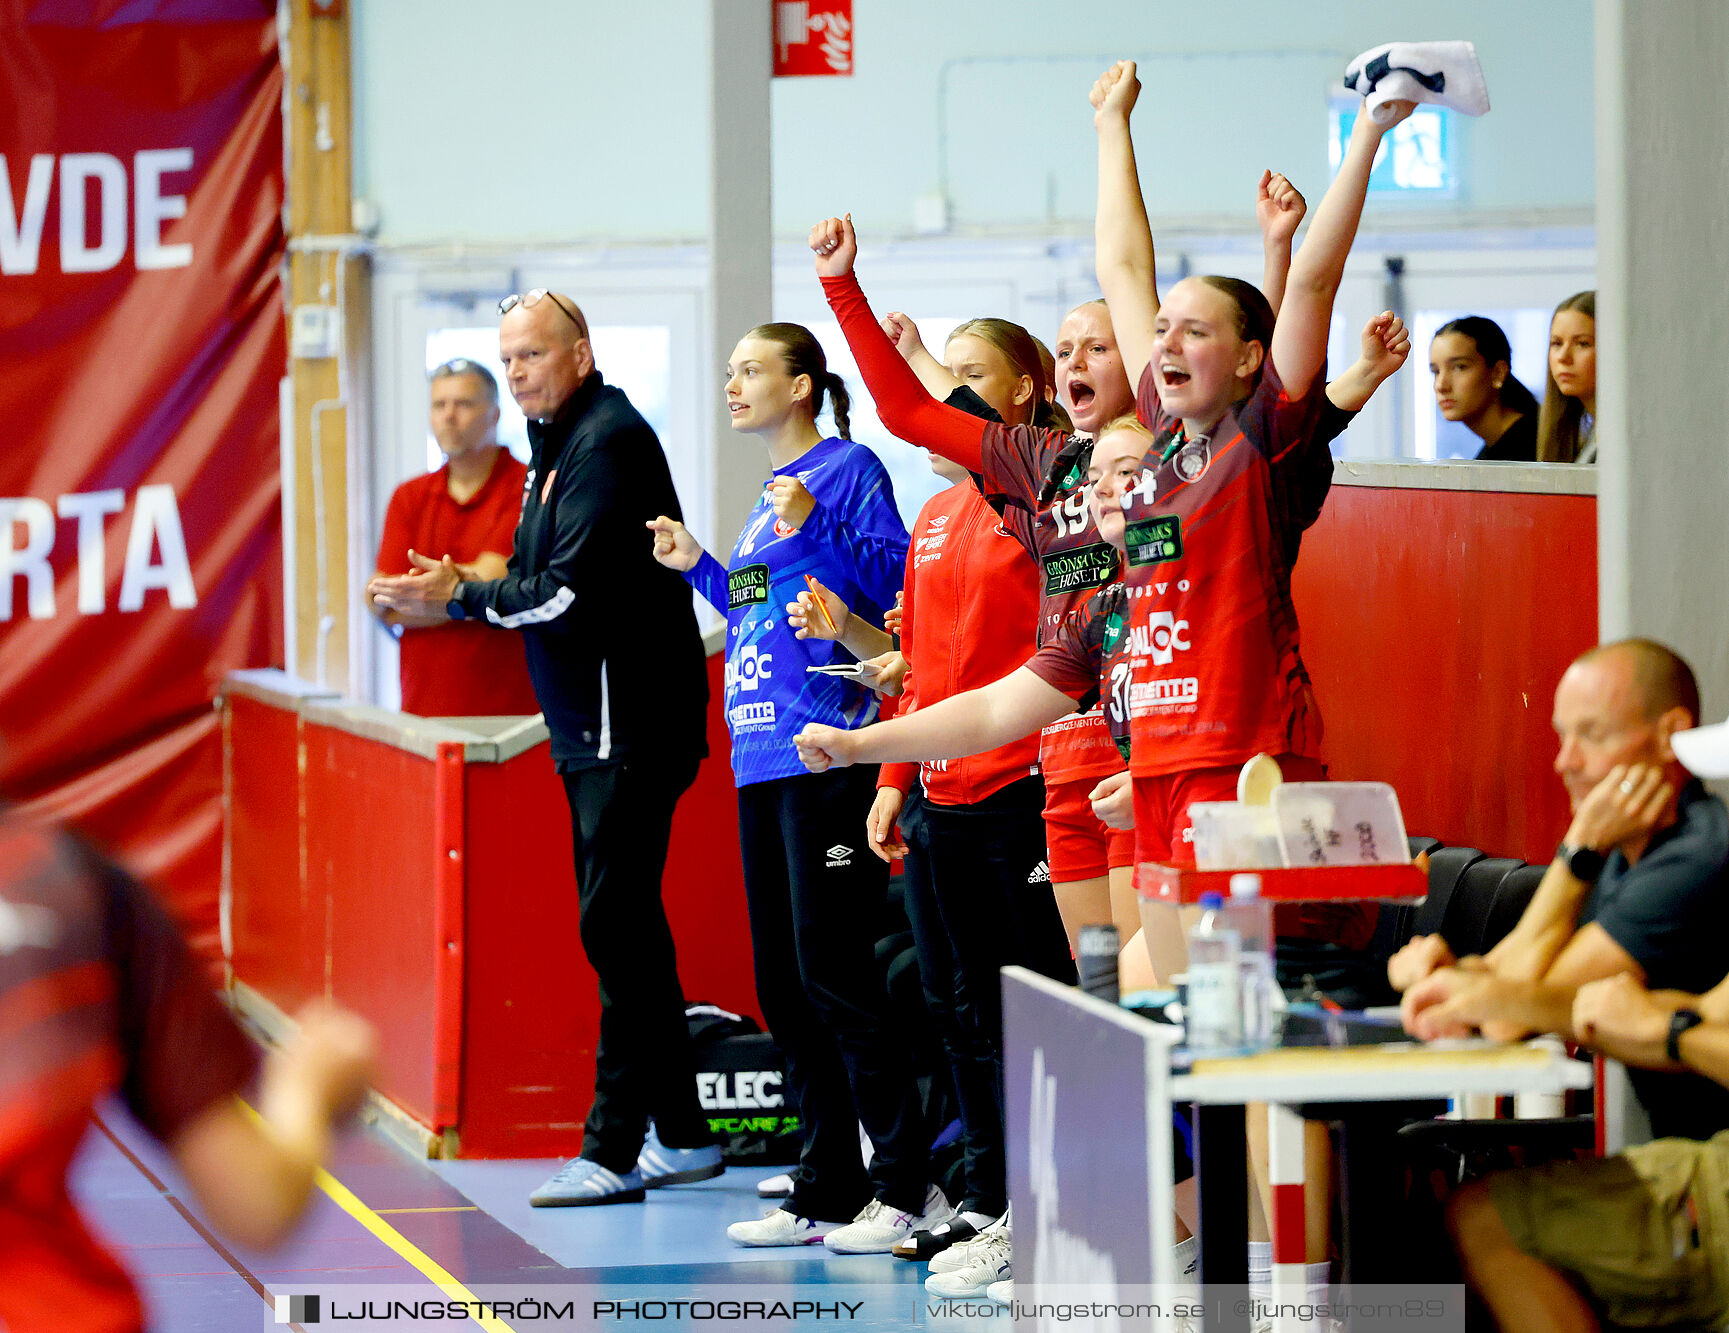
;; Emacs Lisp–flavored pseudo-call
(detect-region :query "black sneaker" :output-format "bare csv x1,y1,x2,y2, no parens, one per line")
891,1213,986,1260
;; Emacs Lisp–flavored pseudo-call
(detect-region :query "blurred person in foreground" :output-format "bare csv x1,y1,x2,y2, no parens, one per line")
0,802,376,1333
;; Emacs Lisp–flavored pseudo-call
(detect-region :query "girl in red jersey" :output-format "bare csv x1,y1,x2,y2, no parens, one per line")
794,409,1206,1294
788,319,1076,1275
812,229,1143,956
1088,61,1411,977
1091,58,1413,1295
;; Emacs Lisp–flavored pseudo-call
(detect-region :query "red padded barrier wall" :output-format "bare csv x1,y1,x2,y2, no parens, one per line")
228,651,757,1156
304,727,442,1128
1292,486,1598,864
226,694,322,1011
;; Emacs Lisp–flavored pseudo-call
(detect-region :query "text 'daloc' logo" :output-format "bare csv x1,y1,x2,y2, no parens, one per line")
1128,611,1191,666
725,643,773,692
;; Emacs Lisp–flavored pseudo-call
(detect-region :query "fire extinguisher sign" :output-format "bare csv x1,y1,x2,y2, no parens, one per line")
772,0,853,77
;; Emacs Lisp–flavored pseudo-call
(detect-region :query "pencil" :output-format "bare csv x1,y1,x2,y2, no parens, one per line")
804,575,839,636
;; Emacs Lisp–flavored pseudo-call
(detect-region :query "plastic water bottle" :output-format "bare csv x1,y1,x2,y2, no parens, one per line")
1186,892,1242,1053
1077,923,1121,1003
1230,873,1278,1051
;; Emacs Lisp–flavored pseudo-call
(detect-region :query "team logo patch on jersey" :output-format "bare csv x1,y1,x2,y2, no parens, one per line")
1173,437,1211,483
728,563,770,610
773,518,797,538
727,643,773,691
1042,542,1117,597
1124,514,1184,567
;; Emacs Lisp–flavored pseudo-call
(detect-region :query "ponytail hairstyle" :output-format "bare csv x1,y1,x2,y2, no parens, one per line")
1435,316,1541,416
946,317,1075,433
745,322,851,440
1536,291,1596,463
1198,276,1276,398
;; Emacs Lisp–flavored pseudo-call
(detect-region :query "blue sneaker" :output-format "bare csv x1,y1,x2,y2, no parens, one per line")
529,1158,646,1207
636,1121,725,1188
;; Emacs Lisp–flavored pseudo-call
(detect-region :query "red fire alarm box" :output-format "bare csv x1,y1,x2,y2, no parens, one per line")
773,0,852,77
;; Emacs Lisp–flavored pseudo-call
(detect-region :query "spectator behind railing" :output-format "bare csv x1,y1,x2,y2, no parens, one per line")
1537,290,1596,463
1429,316,1539,461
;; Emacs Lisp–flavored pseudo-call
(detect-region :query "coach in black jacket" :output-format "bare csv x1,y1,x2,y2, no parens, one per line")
370,289,720,1205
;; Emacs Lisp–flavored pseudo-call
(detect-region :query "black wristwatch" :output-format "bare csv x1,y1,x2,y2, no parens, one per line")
446,597,467,621
1667,1008,1705,1063
1556,840,1607,883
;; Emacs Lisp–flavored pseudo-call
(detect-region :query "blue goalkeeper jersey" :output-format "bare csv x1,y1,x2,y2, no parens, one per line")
685,435,908,787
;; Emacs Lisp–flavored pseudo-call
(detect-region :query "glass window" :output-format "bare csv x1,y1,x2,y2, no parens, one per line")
800,316,957,532
1329,102,1455,197
1411,307,1552,459
423,325,672,473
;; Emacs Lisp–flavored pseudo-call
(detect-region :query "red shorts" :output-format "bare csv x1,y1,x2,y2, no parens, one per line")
1131,754,1374,948
1042,774,1138,882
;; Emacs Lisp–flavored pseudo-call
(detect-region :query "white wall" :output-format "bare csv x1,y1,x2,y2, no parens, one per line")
352,0,1593,247
1596,0,1729,730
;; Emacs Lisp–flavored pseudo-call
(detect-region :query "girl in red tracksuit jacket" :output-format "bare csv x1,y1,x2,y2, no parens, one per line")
790,319,1075,1247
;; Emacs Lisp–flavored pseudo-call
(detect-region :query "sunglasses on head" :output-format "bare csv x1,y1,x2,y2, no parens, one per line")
498,289,585,337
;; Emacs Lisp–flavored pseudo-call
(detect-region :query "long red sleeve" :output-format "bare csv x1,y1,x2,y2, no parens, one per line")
820,272,988,474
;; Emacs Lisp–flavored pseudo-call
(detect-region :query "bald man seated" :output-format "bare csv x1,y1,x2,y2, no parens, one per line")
1446,695,1729,1331
1390,638,1729,1142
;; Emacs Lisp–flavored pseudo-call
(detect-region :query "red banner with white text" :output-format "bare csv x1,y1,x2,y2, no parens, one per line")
0,0,285,957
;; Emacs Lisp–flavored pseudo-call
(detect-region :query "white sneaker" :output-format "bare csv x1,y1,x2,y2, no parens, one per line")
726,1208,838,1247
924,1227,1011,1298
985,1278,1012,1305
823,1184,952,1254
756,1173,794,1199
930,1212,1010,1273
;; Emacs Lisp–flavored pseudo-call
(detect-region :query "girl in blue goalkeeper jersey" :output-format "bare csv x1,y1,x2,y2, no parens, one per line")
649,323,947,1254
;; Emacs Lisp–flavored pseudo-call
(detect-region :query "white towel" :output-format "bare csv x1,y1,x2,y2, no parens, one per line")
1343,41,1490,125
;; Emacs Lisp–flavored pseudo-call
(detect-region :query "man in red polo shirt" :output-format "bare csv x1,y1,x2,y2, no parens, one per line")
372,359,540,716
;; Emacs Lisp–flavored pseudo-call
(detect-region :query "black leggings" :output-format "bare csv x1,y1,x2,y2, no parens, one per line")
737,766,929,1221
898,776,1076,1217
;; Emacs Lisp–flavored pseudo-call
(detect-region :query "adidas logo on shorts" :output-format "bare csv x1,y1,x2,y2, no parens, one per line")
1027,860,1051,884
825,844,853,868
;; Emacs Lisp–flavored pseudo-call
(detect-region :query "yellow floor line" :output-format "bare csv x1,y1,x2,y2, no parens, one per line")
239,1101,515,1333
312,1165,516,1333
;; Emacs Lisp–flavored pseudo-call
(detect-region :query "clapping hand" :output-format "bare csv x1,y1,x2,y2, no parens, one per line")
368,549,461,619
